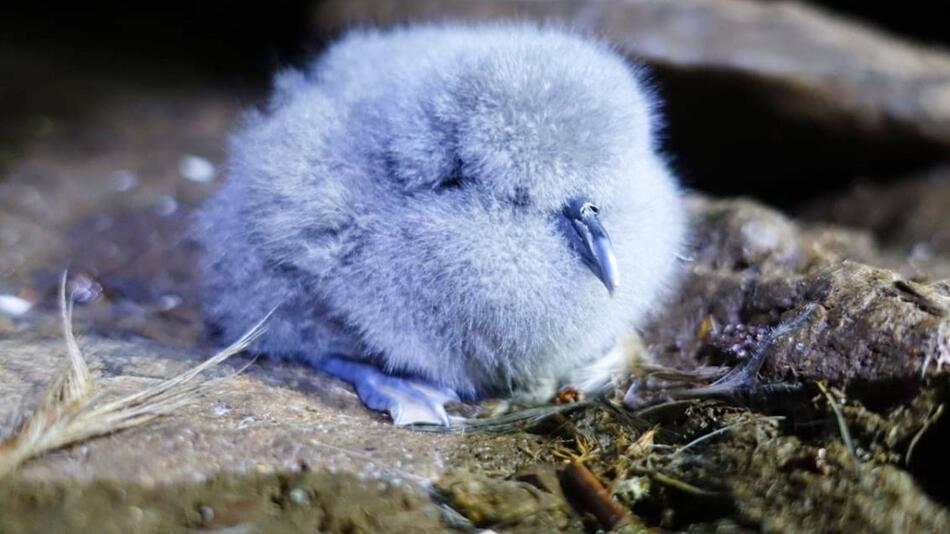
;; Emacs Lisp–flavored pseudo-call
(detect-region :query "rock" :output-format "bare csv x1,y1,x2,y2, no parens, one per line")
687,196,803,271
0,327,556,531
316,0,950,143
805,166,950,257
314,0,950,196
0,324,565,533
0,294,32,317
436,469,576,531
669,413,950,533
0,333,474,486
645,195,950,389
0,469,448,533
728,437,950,533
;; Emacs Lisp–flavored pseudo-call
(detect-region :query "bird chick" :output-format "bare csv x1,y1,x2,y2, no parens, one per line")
194,23,686,426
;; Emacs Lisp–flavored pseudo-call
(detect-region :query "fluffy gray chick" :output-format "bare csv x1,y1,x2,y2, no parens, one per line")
195,22,686,426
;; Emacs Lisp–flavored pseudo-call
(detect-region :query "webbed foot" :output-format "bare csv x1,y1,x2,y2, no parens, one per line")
684,305,817,399
629,305,818,408
320,356,460,426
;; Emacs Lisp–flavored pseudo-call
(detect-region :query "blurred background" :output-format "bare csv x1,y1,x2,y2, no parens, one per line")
1,0,949,337
3,1,949,199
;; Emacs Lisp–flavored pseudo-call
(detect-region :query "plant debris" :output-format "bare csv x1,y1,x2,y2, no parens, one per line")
0,274,267,479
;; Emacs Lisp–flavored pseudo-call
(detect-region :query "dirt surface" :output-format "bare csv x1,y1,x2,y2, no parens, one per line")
0,334,503,486
0,470,446,534
2,6,950,533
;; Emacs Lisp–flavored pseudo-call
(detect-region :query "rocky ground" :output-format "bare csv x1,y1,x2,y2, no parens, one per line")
2,1,949,532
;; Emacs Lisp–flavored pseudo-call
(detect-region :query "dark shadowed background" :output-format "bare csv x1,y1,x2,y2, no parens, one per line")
3,1,949,204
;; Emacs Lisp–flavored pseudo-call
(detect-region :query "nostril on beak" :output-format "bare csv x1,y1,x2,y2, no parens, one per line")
564,199,620,296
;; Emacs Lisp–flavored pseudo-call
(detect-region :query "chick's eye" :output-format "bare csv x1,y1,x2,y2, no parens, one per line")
437,174,463,190
436,158,465,191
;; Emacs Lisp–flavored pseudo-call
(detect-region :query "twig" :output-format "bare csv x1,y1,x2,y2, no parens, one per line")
673,416,785,456
561,461,631,531
906,403,944,465
630,399,697,418
639,470,725,498
411,399,593,433
816,381,858,467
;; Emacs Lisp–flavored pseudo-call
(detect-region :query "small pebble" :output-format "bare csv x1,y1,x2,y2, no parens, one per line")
256,463,275,475
910,242,933,260
69,274,103,304
0,294,32,317
128,506,144,523
111,170,139,191
0,227,20,246
198,505,214,524
157,294,182,311
288,488,309,505
155,195,179,216
94,213,114,231
179,154,216,182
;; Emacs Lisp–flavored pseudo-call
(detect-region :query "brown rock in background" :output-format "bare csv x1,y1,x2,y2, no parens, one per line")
315,0,950,143
314,0,950,197
645,196,950,390
806,166,950,256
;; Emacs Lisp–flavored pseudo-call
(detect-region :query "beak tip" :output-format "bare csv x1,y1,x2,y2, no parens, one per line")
566,199,620,300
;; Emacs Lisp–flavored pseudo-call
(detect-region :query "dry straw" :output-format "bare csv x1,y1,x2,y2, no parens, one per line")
0,273,267,478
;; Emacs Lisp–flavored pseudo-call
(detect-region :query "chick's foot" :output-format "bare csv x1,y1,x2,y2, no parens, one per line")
319,356,460,426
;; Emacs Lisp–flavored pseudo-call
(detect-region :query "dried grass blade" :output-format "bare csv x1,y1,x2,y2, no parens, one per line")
0,292,270,479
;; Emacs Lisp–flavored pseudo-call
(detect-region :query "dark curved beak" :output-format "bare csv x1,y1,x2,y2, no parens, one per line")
564,199,619,297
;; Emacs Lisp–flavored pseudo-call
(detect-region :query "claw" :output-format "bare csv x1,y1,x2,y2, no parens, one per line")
320,356,459,427
625,306,818,410
674,305,818,400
